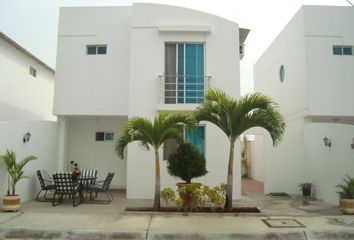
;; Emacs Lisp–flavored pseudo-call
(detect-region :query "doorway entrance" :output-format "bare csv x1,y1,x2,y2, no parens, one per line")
241,135,264,196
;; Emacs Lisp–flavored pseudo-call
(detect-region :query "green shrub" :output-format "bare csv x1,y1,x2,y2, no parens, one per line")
336,175,354,199
167,143,208,183
202,184,226,208
176,183,203,210
161,188,176,207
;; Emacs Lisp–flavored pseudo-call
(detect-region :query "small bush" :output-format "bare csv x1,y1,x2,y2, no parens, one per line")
167,143,208,183
161,188,176,207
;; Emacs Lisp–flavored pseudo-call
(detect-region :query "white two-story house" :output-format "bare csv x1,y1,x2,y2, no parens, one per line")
54,3,249,199
254,6,354,204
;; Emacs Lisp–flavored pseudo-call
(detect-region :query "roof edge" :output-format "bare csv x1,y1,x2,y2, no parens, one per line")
0,31,55,73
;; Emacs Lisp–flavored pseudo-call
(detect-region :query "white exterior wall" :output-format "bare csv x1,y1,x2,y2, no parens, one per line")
304,123,354,205
249,135,265,182
0,121,58,206
54,7,131,116
304,7,354,116
127,3,241,199
0,39,55,121
254,8,307,119
67,117,127,188
254,6,354,203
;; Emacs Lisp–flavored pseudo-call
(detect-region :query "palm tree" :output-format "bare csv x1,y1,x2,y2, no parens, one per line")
115,112,195,210
0,150,37,196
195,89,285,212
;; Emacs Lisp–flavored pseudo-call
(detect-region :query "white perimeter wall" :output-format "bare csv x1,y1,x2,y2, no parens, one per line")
0,121,58,206
249,135,265,182
253,120,306,195
127,3,241,199
304,123,354,205
67,118,127,188
0,39,55,121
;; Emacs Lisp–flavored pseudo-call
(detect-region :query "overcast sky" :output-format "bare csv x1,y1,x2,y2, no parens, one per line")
0,0,351,94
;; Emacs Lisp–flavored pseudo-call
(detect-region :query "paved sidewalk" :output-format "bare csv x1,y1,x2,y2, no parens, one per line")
0,191,353,239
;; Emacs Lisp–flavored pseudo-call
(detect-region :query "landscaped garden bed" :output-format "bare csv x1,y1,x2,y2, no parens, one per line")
125,206,260,213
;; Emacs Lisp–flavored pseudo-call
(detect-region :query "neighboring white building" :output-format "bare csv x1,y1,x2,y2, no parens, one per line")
54,3,249,199
0,32,56,121
254,6,354,204
0,31,58,205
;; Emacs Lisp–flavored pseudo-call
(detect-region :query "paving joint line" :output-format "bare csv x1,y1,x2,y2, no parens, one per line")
145,214,153,240
303,230,308,240
0,211,23,225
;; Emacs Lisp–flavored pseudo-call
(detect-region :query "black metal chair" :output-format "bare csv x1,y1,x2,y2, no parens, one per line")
52,172,83,207
87,172,115,203
36,169,55,202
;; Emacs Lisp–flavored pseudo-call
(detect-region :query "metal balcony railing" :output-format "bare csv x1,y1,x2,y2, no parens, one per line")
158,75,211,104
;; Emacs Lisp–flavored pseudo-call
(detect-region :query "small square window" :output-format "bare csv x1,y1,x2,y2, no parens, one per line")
97,46,107,55
29,66,37,77
105,132,114,141
95,132,105,141
333,46,342,55
87,46,97,55
343,47,352,55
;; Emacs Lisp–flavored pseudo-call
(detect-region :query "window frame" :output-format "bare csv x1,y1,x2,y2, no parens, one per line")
29,66,37,77
95,131,114,142
164,42,206,104
86,45,107,55
333,45,353,56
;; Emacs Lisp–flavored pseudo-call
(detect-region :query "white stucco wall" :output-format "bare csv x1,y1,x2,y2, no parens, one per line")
54,7,131,116
0,121,58,206
127,3,241,199
0,38,55,121
67,117,127,188
303,123,354,205
304,6,354,116
255,6,354,118
254,6,354,204
254,7,307,119
249,135,265,182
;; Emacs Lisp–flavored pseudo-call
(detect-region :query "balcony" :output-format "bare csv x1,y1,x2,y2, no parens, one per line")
158,75,211,107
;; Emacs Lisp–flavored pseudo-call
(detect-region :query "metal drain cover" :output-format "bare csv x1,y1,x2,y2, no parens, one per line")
262,219,305,228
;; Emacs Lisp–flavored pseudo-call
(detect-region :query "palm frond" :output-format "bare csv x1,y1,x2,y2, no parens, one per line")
18,155,37,171
196,89,285,145
115,112,195,159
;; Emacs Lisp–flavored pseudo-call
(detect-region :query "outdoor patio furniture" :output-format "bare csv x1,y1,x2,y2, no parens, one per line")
52,172,83,207
80,169,98,188
87,172,115,203
36,169,55,202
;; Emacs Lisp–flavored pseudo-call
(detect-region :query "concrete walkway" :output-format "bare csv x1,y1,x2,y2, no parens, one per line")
0,191,353,240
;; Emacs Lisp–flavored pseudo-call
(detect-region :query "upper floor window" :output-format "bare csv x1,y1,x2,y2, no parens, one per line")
164,43,206,104
333,45,353,56
29,66,37,77
87,45,107,55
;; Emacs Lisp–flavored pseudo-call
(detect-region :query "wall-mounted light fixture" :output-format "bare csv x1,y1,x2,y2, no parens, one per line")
23,131,31,143
323,136,331,147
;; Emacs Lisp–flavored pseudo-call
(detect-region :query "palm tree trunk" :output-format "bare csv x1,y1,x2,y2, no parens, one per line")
153,148,161,211
225,142,235,212
12,183,15,196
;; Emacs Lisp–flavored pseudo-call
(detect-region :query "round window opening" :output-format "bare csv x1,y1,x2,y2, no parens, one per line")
279,65,285,82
